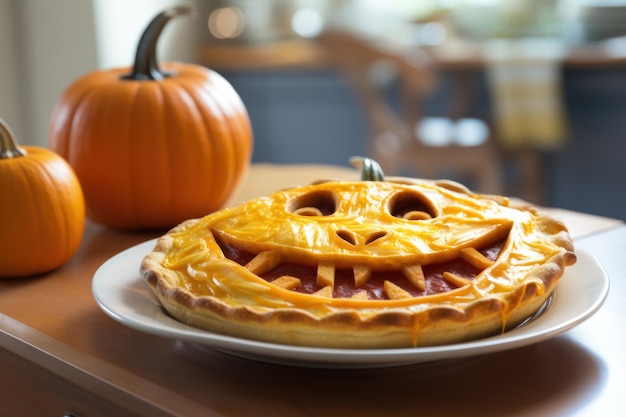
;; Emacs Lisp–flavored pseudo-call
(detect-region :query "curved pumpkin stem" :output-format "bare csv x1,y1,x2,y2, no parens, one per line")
350,156,385,181
0,117,26,159
122,4,194,81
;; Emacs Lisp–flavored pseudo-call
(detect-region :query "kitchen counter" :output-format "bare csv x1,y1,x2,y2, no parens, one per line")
1,164,623,417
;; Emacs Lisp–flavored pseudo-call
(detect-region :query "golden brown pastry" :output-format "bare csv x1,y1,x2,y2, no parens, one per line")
141,168,576,348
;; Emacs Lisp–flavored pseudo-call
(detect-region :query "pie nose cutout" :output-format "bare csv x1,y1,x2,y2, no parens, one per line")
335,229,388,247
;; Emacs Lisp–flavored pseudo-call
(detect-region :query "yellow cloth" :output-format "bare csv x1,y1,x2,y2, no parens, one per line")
484,39,569,150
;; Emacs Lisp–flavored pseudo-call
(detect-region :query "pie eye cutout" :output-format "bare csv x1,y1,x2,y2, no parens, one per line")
388,190,437,220
288,190,337,216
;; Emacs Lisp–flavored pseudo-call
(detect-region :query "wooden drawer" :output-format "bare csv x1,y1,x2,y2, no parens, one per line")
0,347,142,417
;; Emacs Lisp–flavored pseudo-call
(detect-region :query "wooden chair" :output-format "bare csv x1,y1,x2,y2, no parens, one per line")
316,30,504,195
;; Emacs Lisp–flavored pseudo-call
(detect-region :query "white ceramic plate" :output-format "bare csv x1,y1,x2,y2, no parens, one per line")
92,240,609,368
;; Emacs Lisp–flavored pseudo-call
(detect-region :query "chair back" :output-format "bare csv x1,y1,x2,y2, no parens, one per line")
317,30,503,195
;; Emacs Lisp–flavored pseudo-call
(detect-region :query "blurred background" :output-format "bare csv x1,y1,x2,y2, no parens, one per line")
1,0,625,220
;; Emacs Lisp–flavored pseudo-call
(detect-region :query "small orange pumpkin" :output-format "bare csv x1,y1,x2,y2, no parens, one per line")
49,5,253,230
0,117,85,278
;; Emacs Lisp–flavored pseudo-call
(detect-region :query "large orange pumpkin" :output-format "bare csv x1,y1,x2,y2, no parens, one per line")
49,6,253,230
0,117,85,278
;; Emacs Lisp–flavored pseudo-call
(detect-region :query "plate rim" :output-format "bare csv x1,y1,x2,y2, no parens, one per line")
92,239,609,368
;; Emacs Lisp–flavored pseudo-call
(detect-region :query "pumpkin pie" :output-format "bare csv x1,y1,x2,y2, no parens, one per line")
140,164,576,348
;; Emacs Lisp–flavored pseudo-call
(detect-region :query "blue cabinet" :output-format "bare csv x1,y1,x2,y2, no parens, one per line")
223,70,367,167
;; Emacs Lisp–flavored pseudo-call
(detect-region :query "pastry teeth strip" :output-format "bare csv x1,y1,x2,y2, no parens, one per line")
353,265,371,287
383,280,412,299
459,247,494,269
442,271,471,288
401,264,426,291
244,251,281,275
271,276,301,290
351,290,369,300
313,285,333,297
317,261,335,288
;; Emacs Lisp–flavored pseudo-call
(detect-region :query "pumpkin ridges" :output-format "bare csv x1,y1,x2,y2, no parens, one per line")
166,64,251,214
70,68,250,229
111,82,141,227
167,82,216,216
0,158,34,272
127,82,168,228
127,79,201,226
0,146,84,277
61,75,107,168
43,147,85,265
48,8,252,230
179,78,235,210
21,152,52,271
30,155,62,270
75,71,246,228
159,80,204,220
52,70,124,161
181,69,252,207
71,80,139,226
29,151,84,270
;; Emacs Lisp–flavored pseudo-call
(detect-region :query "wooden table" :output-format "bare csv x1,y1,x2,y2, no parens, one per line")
1,164,624,417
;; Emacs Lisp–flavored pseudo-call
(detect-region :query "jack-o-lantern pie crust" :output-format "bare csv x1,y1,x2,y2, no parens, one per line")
141,177,576,349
